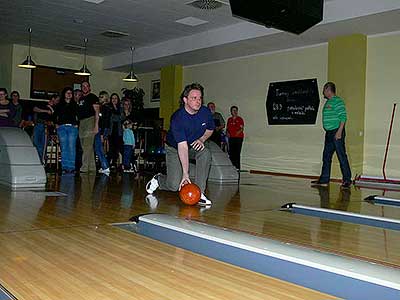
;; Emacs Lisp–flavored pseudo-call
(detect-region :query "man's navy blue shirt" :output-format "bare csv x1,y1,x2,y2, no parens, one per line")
166,106,215,149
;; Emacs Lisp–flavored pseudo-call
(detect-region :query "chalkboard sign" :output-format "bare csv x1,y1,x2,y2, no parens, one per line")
266,79,320,125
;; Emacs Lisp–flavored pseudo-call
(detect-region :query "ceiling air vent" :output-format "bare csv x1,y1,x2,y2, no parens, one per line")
101,30,130,38
186,0,228,10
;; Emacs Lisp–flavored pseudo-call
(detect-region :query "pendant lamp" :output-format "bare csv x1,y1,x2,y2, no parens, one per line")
18,28,37,69
123,46,138,82
75,38,91,76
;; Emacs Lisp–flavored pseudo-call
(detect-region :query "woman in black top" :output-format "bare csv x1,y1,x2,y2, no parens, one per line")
121,99,133,122
95,91,111,174
54,87,79,174
107,93,123,168
10,91,23,127
0,88,16,127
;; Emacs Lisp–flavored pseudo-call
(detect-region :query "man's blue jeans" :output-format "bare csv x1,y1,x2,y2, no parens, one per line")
57,125,78,171
33,123,46,163
319,128,352,184
95,133,109,170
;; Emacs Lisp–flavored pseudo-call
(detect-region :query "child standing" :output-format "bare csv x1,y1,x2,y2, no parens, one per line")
122,120,136,173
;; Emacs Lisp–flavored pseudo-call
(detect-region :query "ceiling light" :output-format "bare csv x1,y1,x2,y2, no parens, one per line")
175,17,209,26
101,30,130,38
75,38,91,76
123,46,138,82
83,0,105,4
64,44,85,51
18,28,37,69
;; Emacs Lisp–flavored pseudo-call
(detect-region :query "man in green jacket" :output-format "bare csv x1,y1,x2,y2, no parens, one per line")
312,82,352,188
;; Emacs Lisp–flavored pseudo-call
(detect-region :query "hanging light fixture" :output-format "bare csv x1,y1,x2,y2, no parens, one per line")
18,28,37,69
75,38,91,76
123,46,138,82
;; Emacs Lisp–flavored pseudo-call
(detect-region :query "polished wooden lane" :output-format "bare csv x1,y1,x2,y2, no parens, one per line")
0,173,337,299
0,224,335,299
1,173,400,266
0,172,399,299
199,176,400,267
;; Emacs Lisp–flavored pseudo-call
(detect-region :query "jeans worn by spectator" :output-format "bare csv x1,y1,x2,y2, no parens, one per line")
95,132,109,170
33,123,46,164
57,125,78,172
319,128,352,184
123,145,134,170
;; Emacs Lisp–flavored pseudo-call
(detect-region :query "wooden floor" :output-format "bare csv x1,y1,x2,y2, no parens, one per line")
2,172,399,299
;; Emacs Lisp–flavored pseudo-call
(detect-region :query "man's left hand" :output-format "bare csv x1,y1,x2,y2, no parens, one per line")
191,139,205,151
335,131,342,140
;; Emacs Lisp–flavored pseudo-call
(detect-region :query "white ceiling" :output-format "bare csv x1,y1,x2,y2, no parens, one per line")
0,0,239,56
1,0,400,73
112,9,400,73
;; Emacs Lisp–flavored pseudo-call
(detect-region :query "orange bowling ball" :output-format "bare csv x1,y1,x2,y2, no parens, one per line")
179,183,201,205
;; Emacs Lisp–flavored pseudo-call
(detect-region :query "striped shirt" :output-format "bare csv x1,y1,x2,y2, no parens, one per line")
322,95,347,131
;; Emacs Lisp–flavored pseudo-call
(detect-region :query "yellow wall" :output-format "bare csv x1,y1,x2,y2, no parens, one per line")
328,34,367,178
365,33,400,178
11,44,133,99
185,45,328,174
159,65,183,129
0,44,13,92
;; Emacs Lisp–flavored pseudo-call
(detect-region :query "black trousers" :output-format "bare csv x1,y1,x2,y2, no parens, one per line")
228,137,243,170
210,131,222,148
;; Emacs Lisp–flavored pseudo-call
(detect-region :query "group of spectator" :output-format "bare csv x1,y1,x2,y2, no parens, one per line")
55,82,137,175
0,82,137,176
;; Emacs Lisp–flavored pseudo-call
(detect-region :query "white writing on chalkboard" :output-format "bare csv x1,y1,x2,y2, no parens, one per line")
275,90,290,97
276,89,313,97
292,89,312,96
272,103,283,111
266,78,320,125
287,105,315,116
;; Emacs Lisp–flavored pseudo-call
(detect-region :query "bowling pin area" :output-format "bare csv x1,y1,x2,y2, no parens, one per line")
1,172,400,300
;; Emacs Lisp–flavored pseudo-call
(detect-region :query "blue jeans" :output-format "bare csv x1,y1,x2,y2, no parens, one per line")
320,128,352,183
95,133,109,170
123,145,134,169
33,123,46,163
57,125,78,171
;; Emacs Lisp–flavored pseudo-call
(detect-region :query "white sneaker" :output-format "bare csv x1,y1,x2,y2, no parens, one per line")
146,174,160,194
200,205,212,213
145,194,159,210
198,193,212,206
99,168,110,174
